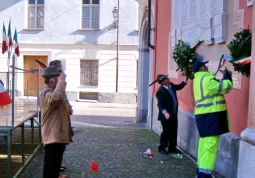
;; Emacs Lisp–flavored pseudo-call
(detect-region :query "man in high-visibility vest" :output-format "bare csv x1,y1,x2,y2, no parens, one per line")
192,57,233,178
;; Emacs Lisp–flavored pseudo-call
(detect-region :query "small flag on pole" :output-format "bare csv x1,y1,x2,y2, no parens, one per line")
222,55,233,65
13,29,19,56
8,19,13,48
0,81,12,107
2,23,8,54
215,55,233,75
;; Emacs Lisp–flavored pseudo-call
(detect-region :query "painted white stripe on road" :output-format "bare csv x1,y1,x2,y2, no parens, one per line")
71,121,115,128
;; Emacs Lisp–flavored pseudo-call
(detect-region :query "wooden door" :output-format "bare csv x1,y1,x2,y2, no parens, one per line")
24,56,47,96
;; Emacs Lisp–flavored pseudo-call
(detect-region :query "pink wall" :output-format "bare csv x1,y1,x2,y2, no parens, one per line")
153,0,253,137
240,0,253,29
152,0,171,96
223,0,252,136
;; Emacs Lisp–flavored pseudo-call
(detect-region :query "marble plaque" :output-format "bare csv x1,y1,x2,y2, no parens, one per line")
171,0,227,47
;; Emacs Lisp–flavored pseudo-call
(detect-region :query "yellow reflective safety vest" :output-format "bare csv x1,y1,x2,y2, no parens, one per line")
193,72,233,137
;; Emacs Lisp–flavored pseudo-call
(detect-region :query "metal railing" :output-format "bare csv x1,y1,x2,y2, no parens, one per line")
0,71,39,98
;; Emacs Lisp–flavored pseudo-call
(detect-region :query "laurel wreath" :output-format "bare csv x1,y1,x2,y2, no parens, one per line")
227,29,252,78
173,40,198,79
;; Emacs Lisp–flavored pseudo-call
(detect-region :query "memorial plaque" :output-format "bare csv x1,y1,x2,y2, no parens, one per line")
169,0,228,79
200,0,210,20
171,0,227,47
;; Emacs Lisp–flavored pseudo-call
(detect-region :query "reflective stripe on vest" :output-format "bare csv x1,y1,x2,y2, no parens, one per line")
196,100,226,108
195,76,223,106
194,74,227,114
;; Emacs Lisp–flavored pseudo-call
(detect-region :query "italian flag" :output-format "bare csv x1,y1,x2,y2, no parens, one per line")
222,55,233,66
0,82,12,107
233,56,251,65
2,23,8,54
8,20,13,48
13,29,19,56
218,55,233,69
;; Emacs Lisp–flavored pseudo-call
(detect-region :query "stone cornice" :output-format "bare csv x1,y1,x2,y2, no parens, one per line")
241,128,255,146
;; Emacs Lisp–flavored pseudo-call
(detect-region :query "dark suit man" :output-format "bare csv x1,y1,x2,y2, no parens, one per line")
155,74,187,155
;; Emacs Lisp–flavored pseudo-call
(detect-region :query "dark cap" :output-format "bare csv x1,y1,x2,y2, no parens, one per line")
157,74,168,84
149,74,168,86
192,56,209,73
42,66,60,78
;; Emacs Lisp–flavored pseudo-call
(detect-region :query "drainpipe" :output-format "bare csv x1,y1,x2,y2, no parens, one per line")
152,0,158,95
148,0,156,129
148,0,155,50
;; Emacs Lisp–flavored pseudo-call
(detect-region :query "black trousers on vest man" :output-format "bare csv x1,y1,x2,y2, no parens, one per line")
160,114,178,151
43,143,66,178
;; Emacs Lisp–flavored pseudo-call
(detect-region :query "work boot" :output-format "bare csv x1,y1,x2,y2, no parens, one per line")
158,146,169,155
168,147,182,154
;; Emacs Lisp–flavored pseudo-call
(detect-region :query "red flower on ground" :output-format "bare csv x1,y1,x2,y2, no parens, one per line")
89,161,100,173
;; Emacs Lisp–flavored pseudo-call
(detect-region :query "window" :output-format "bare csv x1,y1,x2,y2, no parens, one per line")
28,0,44,29
80,60,99,86
82,0,100,29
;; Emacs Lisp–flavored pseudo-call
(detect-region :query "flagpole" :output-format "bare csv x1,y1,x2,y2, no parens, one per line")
11,53,15,127
7,49,10,95
7,18,13,96
7,46,12,95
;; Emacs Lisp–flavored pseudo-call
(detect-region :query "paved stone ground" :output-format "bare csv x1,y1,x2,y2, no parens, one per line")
17,102,224,178
21,128,198,178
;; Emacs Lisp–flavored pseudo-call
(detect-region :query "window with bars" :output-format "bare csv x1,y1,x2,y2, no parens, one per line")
80,60,99,86
82,0,100,29
28,0,44,29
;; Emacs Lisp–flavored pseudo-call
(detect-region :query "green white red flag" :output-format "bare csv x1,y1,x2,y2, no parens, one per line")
0,81,12,107
13,29,19,56
233,56,251,65
8,20,13,48
215,55,252,75
221,55,233,66
2,23,8,54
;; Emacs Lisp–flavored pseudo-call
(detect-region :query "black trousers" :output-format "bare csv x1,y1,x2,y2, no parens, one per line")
43,143,66,178
159,115,178,150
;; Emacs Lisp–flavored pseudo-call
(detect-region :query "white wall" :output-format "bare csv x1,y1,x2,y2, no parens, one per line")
0,44,138,96
0,0,139,45
0,0,139,97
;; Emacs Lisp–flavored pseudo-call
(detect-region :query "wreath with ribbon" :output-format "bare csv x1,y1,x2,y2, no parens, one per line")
215,29,252,78
173,40,198,79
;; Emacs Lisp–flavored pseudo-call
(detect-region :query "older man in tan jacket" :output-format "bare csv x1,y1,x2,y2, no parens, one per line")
49,60,73,173
40,66,70,178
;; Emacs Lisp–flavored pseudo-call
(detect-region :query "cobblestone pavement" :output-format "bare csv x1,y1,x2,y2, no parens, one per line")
21,128,199,178
19,103,224,178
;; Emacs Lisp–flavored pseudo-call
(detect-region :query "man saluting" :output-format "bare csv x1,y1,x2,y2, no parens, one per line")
150,74,187,155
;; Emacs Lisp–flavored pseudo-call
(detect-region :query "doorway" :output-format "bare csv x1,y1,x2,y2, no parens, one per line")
136,17,151,123
23,56,47,96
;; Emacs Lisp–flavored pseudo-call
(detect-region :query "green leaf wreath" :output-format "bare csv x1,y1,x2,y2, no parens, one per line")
227,29,252,78
173,40,198,79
